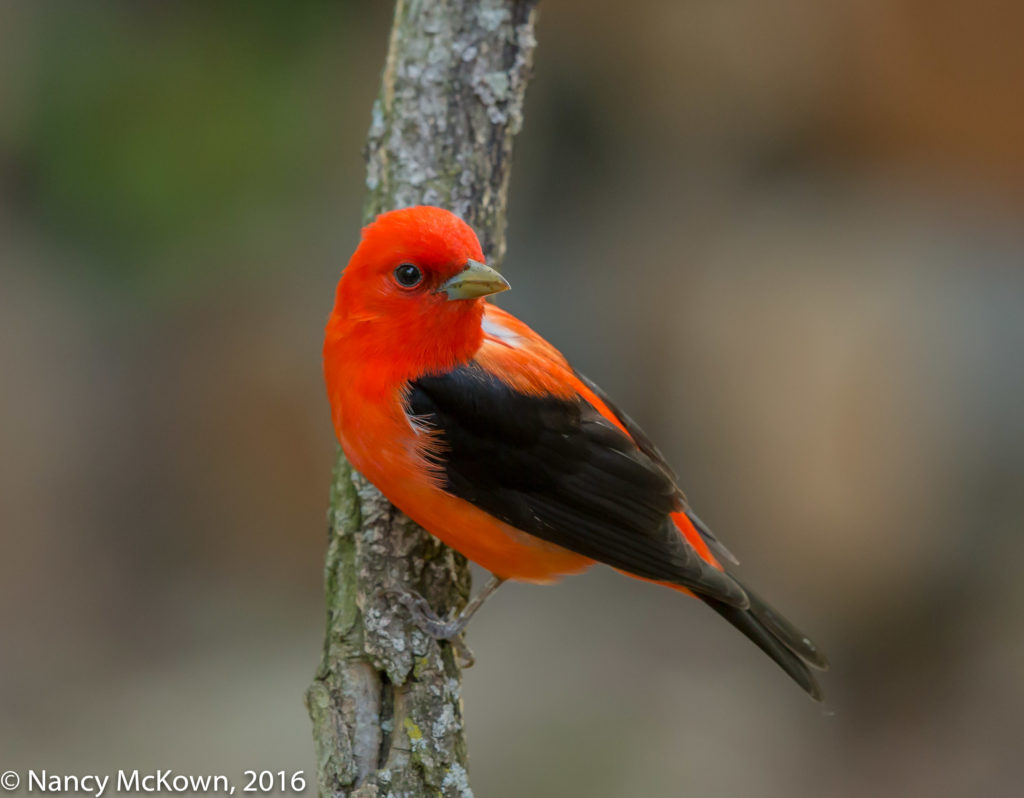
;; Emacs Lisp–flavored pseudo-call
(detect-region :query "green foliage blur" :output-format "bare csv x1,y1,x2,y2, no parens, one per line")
20,3,362,297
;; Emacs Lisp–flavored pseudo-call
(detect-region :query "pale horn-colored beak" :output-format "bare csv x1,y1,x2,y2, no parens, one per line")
438,259,510,300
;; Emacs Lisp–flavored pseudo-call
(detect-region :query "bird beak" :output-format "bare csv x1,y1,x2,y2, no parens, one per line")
438,259,510,300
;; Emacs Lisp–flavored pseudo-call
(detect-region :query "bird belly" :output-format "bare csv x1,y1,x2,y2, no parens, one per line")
391,483,595,583
339,398,592,582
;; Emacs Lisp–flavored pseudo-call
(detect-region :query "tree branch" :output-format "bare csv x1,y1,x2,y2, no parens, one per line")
306,2,539,795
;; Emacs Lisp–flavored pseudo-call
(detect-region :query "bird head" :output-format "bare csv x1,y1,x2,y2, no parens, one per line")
329,206,510,374
337,206,508,320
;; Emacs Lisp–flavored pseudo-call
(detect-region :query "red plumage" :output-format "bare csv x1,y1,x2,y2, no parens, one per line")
324,205,828,698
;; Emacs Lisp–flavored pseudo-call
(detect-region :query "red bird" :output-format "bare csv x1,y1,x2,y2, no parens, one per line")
324,205,828,698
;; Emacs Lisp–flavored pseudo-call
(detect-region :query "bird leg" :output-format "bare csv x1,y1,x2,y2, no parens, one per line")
377,574,506,666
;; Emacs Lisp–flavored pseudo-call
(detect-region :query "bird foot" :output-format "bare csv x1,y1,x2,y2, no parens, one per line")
374,587,478,667
376,587,472,639
374,575,506,668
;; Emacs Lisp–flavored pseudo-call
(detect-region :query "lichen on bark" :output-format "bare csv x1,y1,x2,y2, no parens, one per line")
306,1,539,796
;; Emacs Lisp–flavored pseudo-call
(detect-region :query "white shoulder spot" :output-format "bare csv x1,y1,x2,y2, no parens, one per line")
482,315,523,348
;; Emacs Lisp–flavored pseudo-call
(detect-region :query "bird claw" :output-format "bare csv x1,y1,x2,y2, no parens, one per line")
373,575,504,669
375,586,469,638
450,637,475,669
374,587,477,667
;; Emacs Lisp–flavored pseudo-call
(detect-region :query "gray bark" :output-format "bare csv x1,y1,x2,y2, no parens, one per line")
306,1,539,796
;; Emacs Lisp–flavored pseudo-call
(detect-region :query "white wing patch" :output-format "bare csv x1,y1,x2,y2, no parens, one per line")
482,315,524,348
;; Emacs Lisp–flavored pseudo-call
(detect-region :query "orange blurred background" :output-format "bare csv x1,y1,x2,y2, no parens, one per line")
2,2,1023,796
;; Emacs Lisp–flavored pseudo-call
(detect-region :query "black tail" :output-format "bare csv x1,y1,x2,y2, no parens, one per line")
701,584,829,701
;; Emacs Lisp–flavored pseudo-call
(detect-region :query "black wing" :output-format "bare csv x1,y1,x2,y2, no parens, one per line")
407,363,747,607
574,372,740,566
571,372,829,697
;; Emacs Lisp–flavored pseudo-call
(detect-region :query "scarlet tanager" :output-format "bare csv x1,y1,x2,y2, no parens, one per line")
324,205,828,699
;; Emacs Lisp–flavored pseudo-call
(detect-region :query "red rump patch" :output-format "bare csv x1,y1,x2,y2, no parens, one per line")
671,511,723,570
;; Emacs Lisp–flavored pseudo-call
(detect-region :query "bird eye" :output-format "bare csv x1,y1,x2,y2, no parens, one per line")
393,263,423,288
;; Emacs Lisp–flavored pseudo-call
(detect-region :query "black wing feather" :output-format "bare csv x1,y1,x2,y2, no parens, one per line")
574,371,740,566
407,364,747,607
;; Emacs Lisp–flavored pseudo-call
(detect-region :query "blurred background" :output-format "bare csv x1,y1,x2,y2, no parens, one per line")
2,1,1023,796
